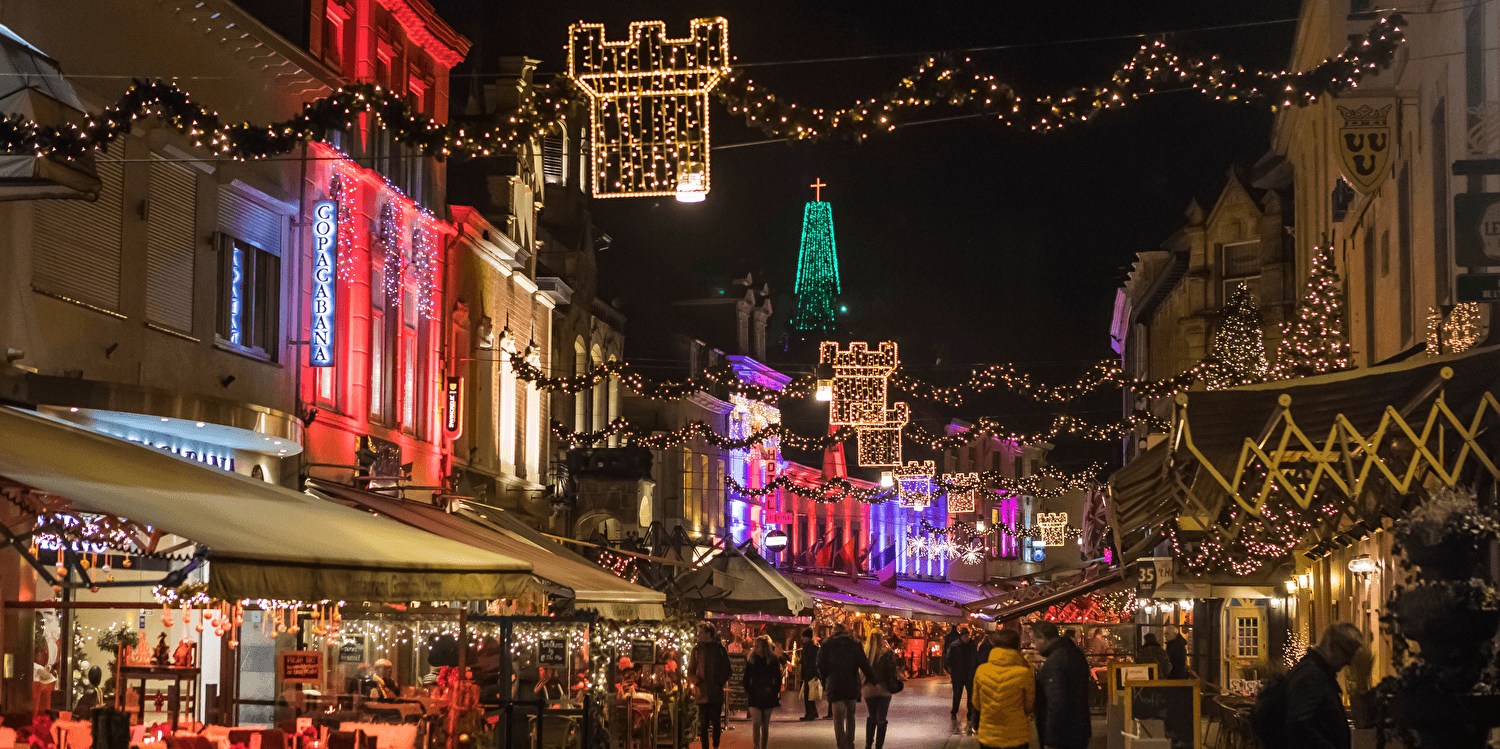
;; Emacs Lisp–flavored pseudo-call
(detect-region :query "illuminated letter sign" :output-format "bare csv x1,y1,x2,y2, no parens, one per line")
444,376,463,437
310,200,337,367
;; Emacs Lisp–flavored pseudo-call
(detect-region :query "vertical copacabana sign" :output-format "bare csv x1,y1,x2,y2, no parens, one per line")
310,200,337,367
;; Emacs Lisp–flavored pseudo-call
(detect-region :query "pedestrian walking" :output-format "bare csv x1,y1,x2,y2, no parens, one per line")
816,622,875,749
690,623,731,749
1136,633,1171,677
972,629,1034,749
944,626,978,734
744,635,783,749
861,632,903,749
1031,620,1093,749
1163,624,1189,679
797,628,821,721
1250,622,1364,749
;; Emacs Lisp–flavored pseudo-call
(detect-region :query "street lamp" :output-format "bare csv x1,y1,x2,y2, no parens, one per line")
675,161,707,203
815,379,833,402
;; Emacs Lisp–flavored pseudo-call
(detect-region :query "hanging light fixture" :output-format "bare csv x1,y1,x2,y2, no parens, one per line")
675,160,707,203
815,379,834,402
879,471,894,488
1348,554,1379,574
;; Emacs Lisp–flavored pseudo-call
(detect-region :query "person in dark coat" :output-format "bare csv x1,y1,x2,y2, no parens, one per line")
1285,623,1364,749
943,628,978,734
690,624,731,749
744,636,784,749
1031,620,1093,749
1137,633,1171,677
798,628,821,720
816,622,875,749
1164,625,1189,679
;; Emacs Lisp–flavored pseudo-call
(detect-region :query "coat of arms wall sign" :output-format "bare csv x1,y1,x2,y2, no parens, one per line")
1335,100,1395,196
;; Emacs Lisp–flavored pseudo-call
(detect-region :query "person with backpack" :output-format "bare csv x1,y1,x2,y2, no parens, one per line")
1031,620,1093,749
817,622,876,749
972,628,1034,749
861,632,904,749
1251,622,1365,749
690,624,731,749
744,635,784,749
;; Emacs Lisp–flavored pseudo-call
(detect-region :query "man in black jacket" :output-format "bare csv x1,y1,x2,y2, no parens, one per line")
1285,623,1364,749
817,623,875,749
1031,621,1092,749
1164,625,1189,679
798,628,821,720
944,628,977,734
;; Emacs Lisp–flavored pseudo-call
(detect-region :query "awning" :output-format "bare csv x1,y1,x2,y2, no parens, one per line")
0,407,538,603
308,480,665,619
898,579,998,606
791,574,964,622
0,24,99,200
963,566,1126,622
672,544,810,616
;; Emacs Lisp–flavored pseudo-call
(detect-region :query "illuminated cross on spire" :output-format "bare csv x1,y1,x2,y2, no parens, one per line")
811,178,826,202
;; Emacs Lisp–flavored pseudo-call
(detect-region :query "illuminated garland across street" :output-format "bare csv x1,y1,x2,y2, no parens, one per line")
0,17,1401,169
723,463,1103,505
920,517,1084,541
724,474,898,505
716,15,1404,141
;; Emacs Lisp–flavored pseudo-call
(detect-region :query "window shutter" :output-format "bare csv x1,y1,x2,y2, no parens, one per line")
146,155,197,332
542,135,565,185
32,142,123,312
218,186,282,255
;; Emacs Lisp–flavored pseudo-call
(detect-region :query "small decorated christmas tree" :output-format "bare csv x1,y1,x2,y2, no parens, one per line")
1206,281,1270,389
1276,245,1352,378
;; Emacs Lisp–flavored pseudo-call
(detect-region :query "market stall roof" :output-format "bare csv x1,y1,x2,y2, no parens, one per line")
963,565,1126,622
791,574,964,622
1109,345,1500,559
308,480,665,619
898,580,997,606
0,406,537,603
672,544,810,616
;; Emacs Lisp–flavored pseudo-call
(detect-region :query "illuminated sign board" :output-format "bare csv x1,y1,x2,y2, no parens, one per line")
444,376,463,437
229,245,244,345
310,200,338,367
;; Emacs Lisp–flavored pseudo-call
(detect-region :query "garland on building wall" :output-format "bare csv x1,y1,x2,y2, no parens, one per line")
716,15,1404,142
0,17,1401,162
723,474,898,504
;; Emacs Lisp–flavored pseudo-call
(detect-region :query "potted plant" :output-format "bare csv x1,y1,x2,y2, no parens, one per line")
1377,486,1500,748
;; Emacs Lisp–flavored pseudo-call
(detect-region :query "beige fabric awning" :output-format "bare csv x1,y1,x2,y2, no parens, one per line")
0,407,538,603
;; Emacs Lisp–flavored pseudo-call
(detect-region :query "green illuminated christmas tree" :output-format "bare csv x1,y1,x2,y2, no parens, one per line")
1206,281,1269,389
1276,245,1352,378
791,181,840,332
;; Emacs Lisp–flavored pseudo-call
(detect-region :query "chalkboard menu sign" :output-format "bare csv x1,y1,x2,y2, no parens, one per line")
630,639,656,665
1126,679,1199,749
279,651,323,684
539,638,568,667
338,636,365,663
726,653,748,713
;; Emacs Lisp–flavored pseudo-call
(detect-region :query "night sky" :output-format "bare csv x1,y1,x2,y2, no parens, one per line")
433,0,1302,471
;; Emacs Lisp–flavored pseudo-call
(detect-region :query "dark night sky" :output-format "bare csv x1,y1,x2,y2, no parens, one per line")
432,0,1302,470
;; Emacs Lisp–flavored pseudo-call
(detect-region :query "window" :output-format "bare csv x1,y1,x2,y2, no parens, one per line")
370,260,392,421
1221,240,1260,306
401,284,417,431
33,141,123,313
1235,616,1260,658
216,238,279,357
321,5,345,71
543,132,567,185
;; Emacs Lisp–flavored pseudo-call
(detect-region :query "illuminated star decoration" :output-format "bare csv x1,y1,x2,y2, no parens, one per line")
567,18,730,199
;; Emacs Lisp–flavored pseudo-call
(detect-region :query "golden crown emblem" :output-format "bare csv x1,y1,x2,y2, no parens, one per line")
1337,104,1391,128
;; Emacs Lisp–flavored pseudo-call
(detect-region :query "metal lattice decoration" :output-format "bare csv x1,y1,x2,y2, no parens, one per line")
895,460,936,510
1176,366,1500,518
567,19,730,199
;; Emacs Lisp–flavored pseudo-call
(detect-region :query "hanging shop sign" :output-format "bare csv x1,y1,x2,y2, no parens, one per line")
279,651,323,684
1453,192,1500,267
310,199,338,367
1456,273,1500,302
444,376,464,437
629,639,656,665
1333,100,1394,196
1135,556,1176,598
764,510,796,525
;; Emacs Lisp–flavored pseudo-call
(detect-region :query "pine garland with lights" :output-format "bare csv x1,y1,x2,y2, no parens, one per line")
725,462,1101,504
1205,281,1270,389
716,15,1405,142
1276,244,1352,378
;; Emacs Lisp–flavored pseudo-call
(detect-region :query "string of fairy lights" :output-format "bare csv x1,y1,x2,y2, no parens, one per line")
716,15,1404,141
0,17,1401,166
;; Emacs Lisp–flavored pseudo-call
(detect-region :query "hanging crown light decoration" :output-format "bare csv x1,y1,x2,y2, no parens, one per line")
855,402,908,467
820,341,899,426
567,18,731,199
1036,512,1069,547
944,472,981,514
895,460,936,510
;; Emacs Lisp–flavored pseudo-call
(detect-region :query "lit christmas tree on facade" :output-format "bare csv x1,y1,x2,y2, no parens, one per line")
1276,244,1352,378
1206,281,1270,389
791,179,841,332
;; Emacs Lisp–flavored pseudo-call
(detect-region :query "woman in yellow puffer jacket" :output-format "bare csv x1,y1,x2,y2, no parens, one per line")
971,629,1034,749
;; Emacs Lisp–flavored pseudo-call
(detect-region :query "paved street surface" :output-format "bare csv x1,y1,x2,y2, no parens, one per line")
714,676,1107,749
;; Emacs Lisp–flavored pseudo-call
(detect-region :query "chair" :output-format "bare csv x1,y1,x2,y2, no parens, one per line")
1200,695,1224,748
